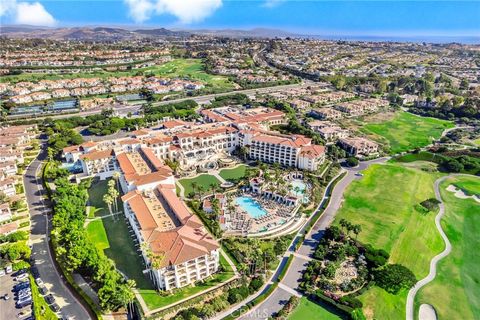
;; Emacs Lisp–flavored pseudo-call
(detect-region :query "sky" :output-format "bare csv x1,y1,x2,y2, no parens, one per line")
1,0,479,39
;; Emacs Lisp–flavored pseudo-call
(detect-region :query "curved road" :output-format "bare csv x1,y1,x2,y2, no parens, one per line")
25,143,92,319
215,158,389,320
406,175,457,320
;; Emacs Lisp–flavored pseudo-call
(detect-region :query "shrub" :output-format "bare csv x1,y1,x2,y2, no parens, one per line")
364,245,389,268
19,221,30,228
374,264,417,294
339,295,363,308
346,157,359,167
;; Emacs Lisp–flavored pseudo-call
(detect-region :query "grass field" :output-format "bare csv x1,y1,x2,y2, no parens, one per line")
288,297,345,320
453,179,480,196
334,163,444,319
361,111,454,154
1,59,235,91
86,219,110,251
219,164,247,181
87,179,153,290
473,138,480,146
416,175,480,320
178,174,221,196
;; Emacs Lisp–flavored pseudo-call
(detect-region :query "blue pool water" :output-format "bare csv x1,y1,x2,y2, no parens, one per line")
235,196,268,218
61,161,83,173
290,179,309,203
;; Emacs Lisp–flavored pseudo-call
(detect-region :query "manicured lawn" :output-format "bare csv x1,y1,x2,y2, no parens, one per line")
289,297,345,320
361,111,454,154
87,179,153,290
473,138,480,146
416,176,480,320
178,174,221,197
219,164,247,181
152,59,235,90
334,163,444,319
86,220,110,251
139,254,235,310
87,179,121,217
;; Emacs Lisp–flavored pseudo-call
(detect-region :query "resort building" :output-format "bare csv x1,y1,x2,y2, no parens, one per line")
117,147,174,192
240,130,326,171
122,185,220,291
338,137,379,158
79,149,117,179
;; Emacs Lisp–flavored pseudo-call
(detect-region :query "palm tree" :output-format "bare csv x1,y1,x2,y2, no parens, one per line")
103,194,113,216
112,171,121,193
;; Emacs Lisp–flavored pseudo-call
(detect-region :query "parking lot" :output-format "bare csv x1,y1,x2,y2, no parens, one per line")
0,270,33,320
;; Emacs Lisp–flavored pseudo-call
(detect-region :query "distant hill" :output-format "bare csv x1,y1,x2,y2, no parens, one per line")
134,28,190,37
0,25,299,40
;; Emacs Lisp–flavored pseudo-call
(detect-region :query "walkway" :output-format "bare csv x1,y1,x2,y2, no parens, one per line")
405,175,456,320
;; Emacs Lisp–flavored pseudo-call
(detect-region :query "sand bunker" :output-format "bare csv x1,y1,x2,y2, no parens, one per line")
446,185,480,203
419,304,437,320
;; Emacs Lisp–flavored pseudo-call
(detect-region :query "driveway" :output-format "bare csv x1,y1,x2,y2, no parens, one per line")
24,144,92,319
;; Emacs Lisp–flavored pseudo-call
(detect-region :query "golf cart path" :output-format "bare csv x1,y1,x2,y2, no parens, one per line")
406,175,454,320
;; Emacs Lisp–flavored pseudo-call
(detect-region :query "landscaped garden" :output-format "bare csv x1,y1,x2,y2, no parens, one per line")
360,111,454,154
415,175,480,320
331,163,444,319
219,164,247,181
178,174,221,197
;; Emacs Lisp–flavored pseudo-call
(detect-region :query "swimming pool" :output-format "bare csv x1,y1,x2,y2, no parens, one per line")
290,179,309,202
61,161,83,173
235,196,268,218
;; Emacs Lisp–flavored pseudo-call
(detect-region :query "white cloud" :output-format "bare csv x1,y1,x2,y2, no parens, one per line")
15,2,56,26
0,0,56,26
0,0,17,16
124,0,222,24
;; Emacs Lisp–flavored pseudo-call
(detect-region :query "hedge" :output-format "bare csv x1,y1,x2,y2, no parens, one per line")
277,254,293,283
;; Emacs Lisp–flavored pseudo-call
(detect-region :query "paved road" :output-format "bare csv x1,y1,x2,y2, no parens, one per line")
7,82,310,122
216,158,388,320
24,144,92,320
405,175,456,320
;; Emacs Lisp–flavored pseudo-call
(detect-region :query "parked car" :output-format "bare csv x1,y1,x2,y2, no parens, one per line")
35,278,44,287
3,293,9,300
0,269,5,277
16,297,32,308
51,303,60,312
30,266,39,278
13,281,30,292
17,292,31,300
38,285,47,295
15,273,28,281
45,294,55,305
5,265,13,274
